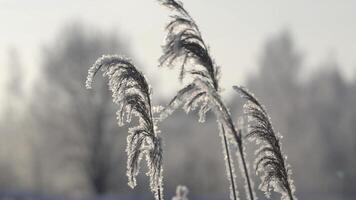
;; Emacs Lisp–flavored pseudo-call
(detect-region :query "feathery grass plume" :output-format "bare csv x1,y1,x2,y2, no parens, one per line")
86,55,163,200
233,86,296,200
157,1,255,199
172,185,189,200
158,0,219,90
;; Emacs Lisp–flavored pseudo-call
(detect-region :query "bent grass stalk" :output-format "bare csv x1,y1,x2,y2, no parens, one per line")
157,0,255,199
86,55,164,200
234,85,296,200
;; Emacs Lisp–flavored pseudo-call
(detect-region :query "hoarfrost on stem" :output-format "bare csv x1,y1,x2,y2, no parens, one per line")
218,123,239,200
236,117,257,200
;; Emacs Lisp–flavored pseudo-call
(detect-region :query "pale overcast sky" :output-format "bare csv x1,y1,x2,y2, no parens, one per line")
1,0,356,98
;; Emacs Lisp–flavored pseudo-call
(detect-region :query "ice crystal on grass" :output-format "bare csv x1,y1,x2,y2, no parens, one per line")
86,55,164,200
172,185,189,200
233,85,296,200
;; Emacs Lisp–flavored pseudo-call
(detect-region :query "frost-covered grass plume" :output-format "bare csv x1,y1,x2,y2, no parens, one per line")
234,86,296,200
157,0,254,199
86,55,164,200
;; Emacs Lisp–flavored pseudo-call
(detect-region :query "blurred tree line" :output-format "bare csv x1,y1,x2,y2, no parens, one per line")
0,24,355,199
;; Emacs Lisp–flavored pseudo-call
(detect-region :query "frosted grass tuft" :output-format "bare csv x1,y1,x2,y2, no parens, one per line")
234,85,297,200
86,55,164,200
172,185,189,200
